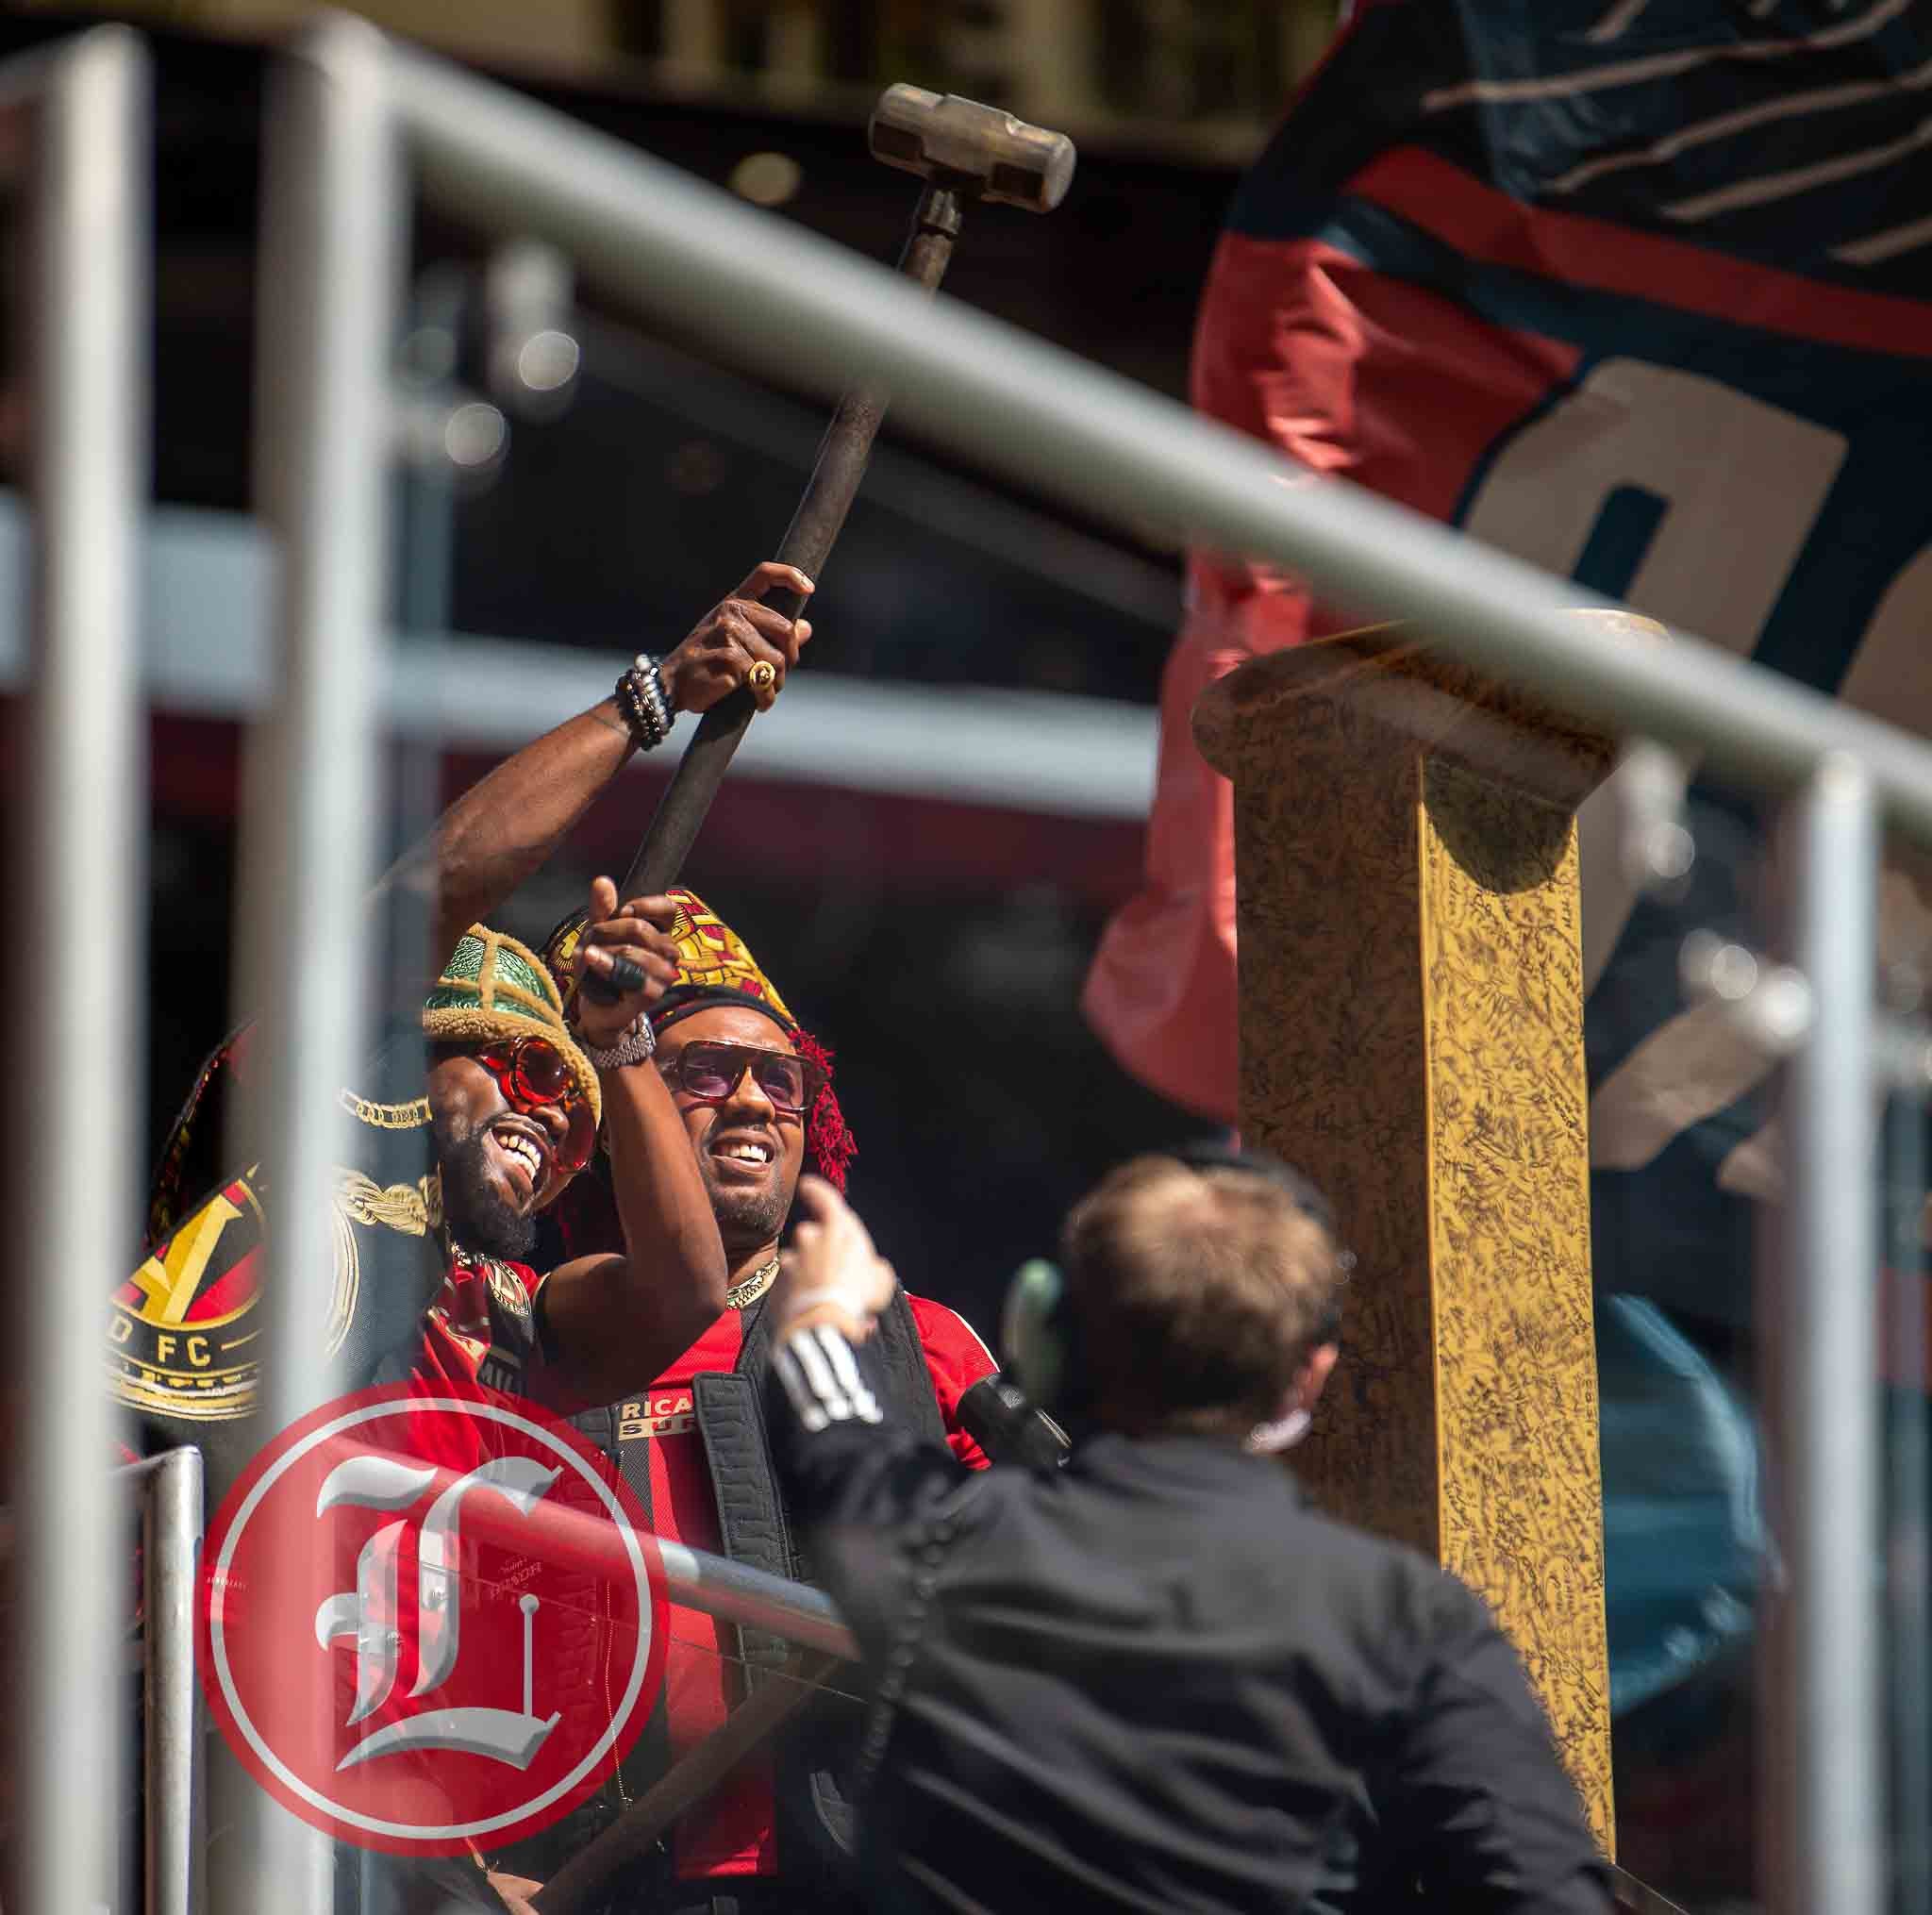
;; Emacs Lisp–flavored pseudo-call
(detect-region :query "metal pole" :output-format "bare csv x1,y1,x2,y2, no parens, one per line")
374,37,1932,843
15,27,148,1915
142,1447,208,1915
1885,1084,1929,1915
289,1440,863,1663
657,1539,858,1663
1771,753,1882,1915
225,17,402,1909
239,10,402,1449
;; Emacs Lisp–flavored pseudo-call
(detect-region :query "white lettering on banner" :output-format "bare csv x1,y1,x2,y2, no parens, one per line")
1463,359,1848,650
1468,361,1852,1000
1585,998,1780,1172
1839,541,1932,739
1462,359,1870,1188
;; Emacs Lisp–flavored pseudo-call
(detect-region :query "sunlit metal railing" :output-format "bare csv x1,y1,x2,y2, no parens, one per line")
10,25,147,1915
125,1448,208,1915
249,25,1914,1910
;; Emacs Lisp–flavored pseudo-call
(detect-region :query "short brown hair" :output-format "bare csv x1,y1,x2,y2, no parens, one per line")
1059,1155,1344,1438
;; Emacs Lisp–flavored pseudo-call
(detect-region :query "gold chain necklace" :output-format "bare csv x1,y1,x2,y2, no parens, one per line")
726,1257,780,1310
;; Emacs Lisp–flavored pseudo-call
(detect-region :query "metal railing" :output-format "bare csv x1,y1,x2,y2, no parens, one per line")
1778,762,1884,1915
383,31,1932,844
12,11,1924,1910
1,1452,202,1914
125,1449,208,1915
658,1538,859,1664
252,25,1914,1910
9,25,147,1915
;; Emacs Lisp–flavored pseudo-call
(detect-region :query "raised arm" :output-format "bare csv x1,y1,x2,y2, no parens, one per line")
536,879,731,1403
377,562,813,983
769,1183,964,1494
758,1178,968,1659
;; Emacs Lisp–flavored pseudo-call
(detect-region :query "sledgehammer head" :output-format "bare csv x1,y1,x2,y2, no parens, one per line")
869,84,1076,213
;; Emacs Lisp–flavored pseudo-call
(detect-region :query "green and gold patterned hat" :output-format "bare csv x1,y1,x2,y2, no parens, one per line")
424,923,602,1128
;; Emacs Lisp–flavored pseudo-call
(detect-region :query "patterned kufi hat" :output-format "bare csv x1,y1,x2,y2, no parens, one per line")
543,888,855,1190
142,926,601,1256
425,924,602,1129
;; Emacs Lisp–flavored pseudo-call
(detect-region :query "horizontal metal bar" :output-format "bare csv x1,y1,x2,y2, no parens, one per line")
61,1494,861,1674
658,1538,859,1663
363,1444,863,1663
373,30,1932,841
0,491,1161,822
176,1424,862,1666
576,315,1181,631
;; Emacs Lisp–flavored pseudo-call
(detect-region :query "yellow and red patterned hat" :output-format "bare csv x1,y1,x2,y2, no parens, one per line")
655,888,797,1035
542,888,855,1189
545,888,793,1035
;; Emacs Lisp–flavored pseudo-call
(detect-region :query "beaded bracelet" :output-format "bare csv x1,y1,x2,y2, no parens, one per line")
614,653,674,752
582,1014,658,1071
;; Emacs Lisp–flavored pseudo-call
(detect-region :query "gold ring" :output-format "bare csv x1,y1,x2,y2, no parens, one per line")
746,660,777,693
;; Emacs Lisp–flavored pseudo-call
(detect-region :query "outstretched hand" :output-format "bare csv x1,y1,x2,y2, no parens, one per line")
659,560,814,716
572,875,682,1049
774,1176,899,1344
486,1870,543,1913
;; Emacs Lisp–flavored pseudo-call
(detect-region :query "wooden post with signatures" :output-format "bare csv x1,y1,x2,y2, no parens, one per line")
1194,611,1662,1851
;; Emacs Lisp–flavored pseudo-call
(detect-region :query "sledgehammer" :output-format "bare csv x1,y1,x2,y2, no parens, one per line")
618,85,1076,899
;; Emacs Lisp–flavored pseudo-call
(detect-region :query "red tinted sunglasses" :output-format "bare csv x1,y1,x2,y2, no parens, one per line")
658,1040,825,1118
474,1038,597,1174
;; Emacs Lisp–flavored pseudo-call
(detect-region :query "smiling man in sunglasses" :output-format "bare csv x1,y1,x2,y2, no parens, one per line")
115,562,810,1496
499,892,999,1914
390,878,730,1415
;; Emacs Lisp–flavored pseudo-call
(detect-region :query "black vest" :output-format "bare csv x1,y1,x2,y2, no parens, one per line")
496,1289,946,1899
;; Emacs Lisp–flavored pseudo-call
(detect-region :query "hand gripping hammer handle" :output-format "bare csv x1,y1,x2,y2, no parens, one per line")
582,193,961,1006
614,85,1075,907
618,185,963,904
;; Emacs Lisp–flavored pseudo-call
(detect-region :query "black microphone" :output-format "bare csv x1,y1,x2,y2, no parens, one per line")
578,953,648,1006
957,1374,1070,1474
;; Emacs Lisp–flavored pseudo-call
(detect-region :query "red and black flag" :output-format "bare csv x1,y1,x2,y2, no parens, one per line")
1089,0,1932,1315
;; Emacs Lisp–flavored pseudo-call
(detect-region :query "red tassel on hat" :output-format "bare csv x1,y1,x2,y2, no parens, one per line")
792,1026,856,1192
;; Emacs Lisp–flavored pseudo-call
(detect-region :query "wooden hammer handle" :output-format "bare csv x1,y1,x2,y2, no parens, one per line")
528,1652,839,1915
622,186,963,898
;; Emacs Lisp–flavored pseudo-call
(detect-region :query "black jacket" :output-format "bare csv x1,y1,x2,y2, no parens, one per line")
497,1291,949,1903
768,1327,1613,1915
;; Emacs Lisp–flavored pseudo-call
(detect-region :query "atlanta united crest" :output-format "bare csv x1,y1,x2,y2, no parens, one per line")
108,1172,269,1421
198,1381,666,1855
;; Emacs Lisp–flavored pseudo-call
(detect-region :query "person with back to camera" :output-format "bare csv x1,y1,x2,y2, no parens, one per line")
758,1148,1615,1913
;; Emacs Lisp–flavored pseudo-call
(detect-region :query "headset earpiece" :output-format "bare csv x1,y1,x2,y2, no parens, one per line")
1002,1257,1091,1424
1001,1259,1068,1411
1008,1148,1344,1430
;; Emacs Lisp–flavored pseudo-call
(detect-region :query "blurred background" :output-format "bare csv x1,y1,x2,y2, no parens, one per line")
0,0,1343,1337
10,7,1926,1911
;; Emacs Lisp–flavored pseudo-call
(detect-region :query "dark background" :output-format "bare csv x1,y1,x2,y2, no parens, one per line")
0,16,1253,1334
